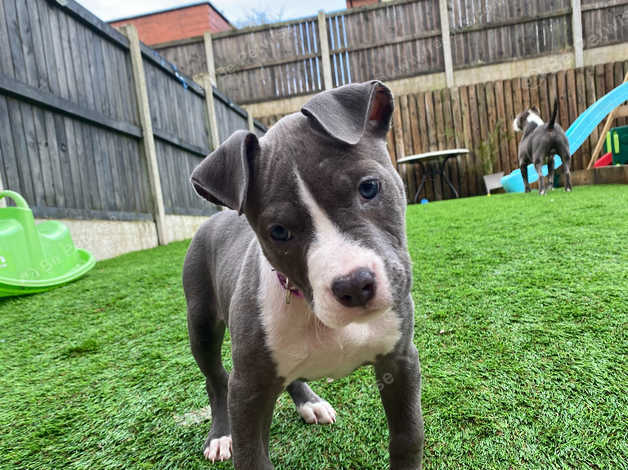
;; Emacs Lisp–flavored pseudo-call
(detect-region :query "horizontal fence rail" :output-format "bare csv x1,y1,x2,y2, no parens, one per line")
0,0,266,240
153,0,628,104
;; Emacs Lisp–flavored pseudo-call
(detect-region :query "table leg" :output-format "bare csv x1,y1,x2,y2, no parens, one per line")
439,156,460,198
414,162,427,203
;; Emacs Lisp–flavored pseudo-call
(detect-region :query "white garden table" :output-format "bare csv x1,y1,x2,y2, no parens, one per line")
397,149,469,202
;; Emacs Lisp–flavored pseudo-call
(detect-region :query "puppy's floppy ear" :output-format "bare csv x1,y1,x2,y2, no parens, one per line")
190,130,259,214
531,105,540,114
301,80,394,145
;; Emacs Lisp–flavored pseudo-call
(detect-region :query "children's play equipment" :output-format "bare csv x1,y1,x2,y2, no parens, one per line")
594,152,613,168
606,125,628,165
0,190,95,297
502,79,628,193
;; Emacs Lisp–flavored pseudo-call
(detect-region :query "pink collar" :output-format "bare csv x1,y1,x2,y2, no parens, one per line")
276,271,303,300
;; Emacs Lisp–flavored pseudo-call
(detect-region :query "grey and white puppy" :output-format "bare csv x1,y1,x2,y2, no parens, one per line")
513,98,571,194
182,81,423,470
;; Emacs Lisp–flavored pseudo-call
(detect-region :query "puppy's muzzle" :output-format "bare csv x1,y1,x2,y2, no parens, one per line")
331,268,376,308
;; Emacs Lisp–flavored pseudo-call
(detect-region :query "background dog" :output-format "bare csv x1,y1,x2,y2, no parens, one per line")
513,98,572,194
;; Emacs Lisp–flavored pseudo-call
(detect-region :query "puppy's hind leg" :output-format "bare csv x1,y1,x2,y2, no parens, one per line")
547,155,555,191
521,163,531,193
287,380,337,425
183,244,231,462
562,153,572,192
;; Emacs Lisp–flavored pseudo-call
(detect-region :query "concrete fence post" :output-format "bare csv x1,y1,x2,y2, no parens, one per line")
247,112,255,133
571,0,584,68
203,32,218,87
120,24,167,245
200,75,221,151
439,0,455,88
317,10,334,90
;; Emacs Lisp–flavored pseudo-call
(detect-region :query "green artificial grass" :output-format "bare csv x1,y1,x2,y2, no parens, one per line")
1,185,626,470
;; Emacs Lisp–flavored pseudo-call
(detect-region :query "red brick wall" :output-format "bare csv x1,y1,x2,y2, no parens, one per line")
110,4,231,46
346,0,380,8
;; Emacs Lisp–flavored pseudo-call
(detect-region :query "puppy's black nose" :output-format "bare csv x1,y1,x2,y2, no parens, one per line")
331,268,376,307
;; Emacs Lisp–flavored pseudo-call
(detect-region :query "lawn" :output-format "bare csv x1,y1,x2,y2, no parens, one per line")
1,185,626,470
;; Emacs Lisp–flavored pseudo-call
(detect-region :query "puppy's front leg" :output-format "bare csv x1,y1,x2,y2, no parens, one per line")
375,342,424,470
229,371,283,470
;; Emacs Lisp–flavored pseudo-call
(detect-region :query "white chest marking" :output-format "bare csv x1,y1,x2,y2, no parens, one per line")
258,254,401,386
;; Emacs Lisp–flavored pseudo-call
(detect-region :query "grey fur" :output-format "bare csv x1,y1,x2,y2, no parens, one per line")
183,81,423,469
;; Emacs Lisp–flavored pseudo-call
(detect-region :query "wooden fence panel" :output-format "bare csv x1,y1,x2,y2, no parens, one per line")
144,61,209,152
582,0,628,49
0,0,151,220
155,140,208,215
4,0,139,126
144,61,213,217
450,0,572,68
157,39,207,79
213,95,250,142
212,18,323,103
330,0,443,84
151,0,627,106
0,92,152,219
0,0,265,223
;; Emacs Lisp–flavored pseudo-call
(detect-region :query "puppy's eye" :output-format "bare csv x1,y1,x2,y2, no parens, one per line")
270,225,293,241
359,179,380,199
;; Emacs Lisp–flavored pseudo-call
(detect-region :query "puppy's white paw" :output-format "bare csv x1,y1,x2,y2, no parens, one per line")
298,400,337,424
203,435,232,462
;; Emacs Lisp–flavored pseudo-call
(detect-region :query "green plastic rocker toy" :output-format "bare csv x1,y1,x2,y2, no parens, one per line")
0,190,95,297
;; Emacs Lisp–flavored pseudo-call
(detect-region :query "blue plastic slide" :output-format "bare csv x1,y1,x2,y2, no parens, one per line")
502,81,628,192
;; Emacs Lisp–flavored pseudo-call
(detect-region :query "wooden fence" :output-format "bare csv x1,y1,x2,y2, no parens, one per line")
153,0,628,104
259,59,628,202
389,59,628,201
0,0,265,242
